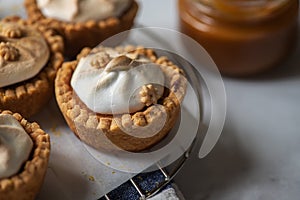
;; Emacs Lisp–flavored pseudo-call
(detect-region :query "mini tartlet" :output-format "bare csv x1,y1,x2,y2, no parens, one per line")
55,46,187,152
0,110,50,200
25,0,139,58
0,16,64,118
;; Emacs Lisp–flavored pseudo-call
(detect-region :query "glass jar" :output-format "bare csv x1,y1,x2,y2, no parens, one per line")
178,0,299,76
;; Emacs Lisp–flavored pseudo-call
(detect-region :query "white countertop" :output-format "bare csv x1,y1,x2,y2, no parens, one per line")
1,0,300,199
137,1,300,200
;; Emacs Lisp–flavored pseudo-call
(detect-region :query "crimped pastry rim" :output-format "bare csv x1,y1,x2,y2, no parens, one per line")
0,110,50,197
55,46,187,152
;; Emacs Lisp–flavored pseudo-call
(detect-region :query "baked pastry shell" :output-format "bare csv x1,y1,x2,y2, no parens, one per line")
0,110,50,200
25,0,139,58
0,16,64,118
55,47,187,152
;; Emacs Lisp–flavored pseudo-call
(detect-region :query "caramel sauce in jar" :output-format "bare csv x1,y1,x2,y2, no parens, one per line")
178,0,299,76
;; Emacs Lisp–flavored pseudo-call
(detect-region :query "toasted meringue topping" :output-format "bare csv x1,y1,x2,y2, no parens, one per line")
0,114,33,179
0,22,50,88
71,47,165,114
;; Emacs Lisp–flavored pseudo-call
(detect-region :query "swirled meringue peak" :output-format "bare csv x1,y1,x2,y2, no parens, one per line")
71,47,165,115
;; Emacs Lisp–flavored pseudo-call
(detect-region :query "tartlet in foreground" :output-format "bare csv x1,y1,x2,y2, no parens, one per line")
55,46,187,152
25,0,139,58
0,16,64,118
0,110,50,200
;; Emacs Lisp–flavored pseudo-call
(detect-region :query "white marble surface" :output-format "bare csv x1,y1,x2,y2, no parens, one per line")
135,0,300,200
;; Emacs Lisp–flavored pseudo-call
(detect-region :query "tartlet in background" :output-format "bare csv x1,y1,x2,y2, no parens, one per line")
25,0,139,58
0,110,50,200
0,16,64,118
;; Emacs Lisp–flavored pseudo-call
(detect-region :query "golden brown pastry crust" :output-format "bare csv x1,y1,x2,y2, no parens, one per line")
55,46,187,152
0,110,50,200
0,16,64,118
24,0,139,58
